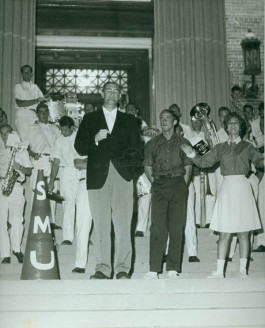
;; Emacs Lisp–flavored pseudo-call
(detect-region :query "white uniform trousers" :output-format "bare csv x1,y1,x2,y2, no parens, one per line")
136,193,151,233
185,182,198,256
0,182,25,257
60,167,79,242
193,173,216,225
75,179,93,268
256,175,265,247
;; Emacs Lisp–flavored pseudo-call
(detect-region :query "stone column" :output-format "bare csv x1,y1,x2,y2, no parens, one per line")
0,0,36,127
153,0,229,126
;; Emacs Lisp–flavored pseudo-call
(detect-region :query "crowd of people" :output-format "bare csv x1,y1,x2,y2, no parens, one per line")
0,64,264,280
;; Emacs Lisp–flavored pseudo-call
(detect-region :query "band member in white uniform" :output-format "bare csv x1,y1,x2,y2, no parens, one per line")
14,65,47,142
0,124,32,264
27,103,61,230
72,157,93,274
48,116,79,245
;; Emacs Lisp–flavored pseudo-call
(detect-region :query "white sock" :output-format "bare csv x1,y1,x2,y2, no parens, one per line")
240,258,247,272
217,259,225,273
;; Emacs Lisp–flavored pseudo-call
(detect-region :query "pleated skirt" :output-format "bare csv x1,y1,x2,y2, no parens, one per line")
210,175,261,233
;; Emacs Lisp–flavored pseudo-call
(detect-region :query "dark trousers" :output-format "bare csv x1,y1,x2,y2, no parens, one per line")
149,176,188,273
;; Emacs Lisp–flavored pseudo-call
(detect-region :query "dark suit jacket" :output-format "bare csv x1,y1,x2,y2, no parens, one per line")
74,108,142,190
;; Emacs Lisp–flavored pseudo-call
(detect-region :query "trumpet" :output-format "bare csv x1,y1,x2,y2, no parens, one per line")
190,103,220,227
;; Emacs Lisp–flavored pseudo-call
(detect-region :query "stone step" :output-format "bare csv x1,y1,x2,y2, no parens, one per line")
1,280,265,328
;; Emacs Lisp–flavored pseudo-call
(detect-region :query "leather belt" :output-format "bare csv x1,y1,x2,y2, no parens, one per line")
79,178,86,181
154,174,180,180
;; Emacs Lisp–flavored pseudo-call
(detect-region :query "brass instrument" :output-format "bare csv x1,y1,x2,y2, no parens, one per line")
190,103,220,227
1,147,20,196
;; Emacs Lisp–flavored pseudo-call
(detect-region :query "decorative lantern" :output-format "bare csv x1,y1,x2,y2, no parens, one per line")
241,29,261,98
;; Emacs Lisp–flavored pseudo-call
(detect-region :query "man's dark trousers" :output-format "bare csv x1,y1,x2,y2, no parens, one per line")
149,176,188,273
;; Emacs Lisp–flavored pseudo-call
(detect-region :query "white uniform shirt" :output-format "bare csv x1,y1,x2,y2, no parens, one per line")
28,122,60,154
14,81,43,111
185,129,205,144
180,123,191,138
52,131,77,167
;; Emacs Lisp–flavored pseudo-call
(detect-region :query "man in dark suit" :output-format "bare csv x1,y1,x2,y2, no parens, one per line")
75,82,142,279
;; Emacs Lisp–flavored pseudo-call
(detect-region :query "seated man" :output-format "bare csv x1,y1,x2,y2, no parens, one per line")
0,124,32,263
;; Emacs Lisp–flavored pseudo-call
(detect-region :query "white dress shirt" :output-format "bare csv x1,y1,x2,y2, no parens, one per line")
103,106,117,133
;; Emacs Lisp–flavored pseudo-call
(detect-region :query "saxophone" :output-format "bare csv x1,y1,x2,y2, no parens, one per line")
1,147,20,196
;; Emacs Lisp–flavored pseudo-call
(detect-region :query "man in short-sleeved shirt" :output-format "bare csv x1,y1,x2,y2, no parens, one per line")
0,124,33,264
14,65,46,142
144,109,192,279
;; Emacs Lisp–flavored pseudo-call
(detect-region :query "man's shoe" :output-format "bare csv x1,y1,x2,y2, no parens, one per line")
13,251,24,263
61,240,72,245
135,231,144,237
204,223,210,229
207,270,224,279
1,257,11,264
116,272,131,279
72,267,85,274
189,256,200,262
90,271,110,279
50,223,62,230
144,271,159,279
167,270,180,279
253,245,265,252
195,224,201,228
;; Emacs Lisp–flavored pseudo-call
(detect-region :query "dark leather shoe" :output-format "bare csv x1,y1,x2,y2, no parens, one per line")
1,257,11,264
90,271,110,279
135,231,144,237
204,223,210,229
13,251,24,263
253,245,265,252
116,272,131,279
189,256,200,262
195,224,201,228
61,240,72,245
72,267,85,274
50,223,62,230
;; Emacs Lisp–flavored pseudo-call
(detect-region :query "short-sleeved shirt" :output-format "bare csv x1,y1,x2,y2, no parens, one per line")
51,131,78,167
144,133,192,178
28,121,60,154
189,138,264,176
14,81,43,111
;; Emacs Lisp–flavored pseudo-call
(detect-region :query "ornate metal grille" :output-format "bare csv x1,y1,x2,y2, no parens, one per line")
45,68,128,94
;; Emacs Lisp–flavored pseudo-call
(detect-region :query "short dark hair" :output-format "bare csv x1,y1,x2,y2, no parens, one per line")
243,104,254,112
168,103,181,111
223,112,247,138
36,103,49,112
21,65,33,74
218,107,231,115
102,81,120,92
59,116,75,128
160,109,180,128
231,85,242,93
